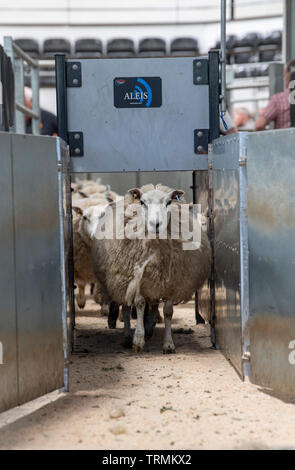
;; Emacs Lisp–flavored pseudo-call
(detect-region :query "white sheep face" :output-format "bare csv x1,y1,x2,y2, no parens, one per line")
129,188,184,236
83,204,108,239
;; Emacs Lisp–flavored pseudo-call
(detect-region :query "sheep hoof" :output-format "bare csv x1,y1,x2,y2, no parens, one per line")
163,342,176,354
123,335,133,349
108,319,117,329
77,298,86,309
132,344,144,353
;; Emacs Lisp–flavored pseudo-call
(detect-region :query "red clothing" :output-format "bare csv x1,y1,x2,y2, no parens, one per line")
262,88,290,129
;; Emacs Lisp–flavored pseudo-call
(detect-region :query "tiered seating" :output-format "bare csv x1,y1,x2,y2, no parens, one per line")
107,38,135,58
170,37,199,57
75,38,103,58
12,32,282,86
138,38,166,57
14,38,40,58
43,38,71,58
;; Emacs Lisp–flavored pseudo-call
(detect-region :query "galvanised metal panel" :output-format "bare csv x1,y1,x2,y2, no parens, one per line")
247,129,295,396
193,170,211,322
212,134,249,378
67,58,209,173
11,134,64,404
0,133,18,413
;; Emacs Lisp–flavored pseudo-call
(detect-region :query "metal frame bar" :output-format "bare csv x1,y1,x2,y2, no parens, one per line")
220,0,227,115
56,138,69,391
3,36,40,135
209,50,220,142
55,54,76,352
238,139,251,379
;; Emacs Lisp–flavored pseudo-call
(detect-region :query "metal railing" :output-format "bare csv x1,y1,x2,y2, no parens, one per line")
4,36,40,134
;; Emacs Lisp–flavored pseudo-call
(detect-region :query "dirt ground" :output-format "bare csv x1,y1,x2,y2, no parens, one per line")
1,294,295,450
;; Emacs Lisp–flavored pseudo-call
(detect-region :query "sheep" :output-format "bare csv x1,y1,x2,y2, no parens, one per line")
72,188,117,311
89,184,211,353
72,200,138,347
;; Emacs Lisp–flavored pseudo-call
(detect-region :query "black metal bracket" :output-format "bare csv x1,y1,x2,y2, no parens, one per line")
66,61,82,87
194,129,209,153
68,132,84,157
193,58,209,85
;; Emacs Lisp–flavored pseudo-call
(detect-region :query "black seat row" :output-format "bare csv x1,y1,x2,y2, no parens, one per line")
214,30,282,50
14,37,200,59
213,31,282,65
234,64,270,79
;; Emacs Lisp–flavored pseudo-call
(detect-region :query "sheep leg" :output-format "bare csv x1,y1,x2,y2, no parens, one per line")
76,283,86,309
93,284,101,304
122,305,133,348
163,300,176,354
100,303,109,316
133,296,146,353
144,304,158,340
108,302,119,329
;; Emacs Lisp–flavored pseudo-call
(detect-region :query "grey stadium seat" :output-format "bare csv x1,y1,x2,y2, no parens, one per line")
14,38,40,59
261,30,282,46
170,37,199,57
235,32,261,48
75,38,103,58
43,38,71,58
107,38,135,58
138,38,166,57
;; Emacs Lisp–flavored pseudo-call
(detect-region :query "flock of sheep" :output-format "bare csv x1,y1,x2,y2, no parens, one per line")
71,178,210,353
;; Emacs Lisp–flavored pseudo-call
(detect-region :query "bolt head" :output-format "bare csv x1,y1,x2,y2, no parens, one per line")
74,147,81,155
74,133,80,140
72,64,78,70
197,131,203,137
73,78,79,86
197,145,203,152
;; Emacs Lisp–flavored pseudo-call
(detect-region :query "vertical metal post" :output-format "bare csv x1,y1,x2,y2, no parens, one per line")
55,53,76,352
14,58,25,134
220,0,227,115
3,36,16,133
55,54,68,144
56,138,69,391
208,50,220,142
208,144,216,347
31,66,40,135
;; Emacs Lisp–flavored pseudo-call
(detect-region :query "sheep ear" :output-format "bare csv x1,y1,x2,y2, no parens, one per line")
105,186,115,203
128,188,142,200
171,190,184,201
72,206,83,216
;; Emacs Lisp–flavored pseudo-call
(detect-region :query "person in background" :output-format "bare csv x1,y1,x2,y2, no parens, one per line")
255,60,295,131
24,86,58,136
234,107,255,131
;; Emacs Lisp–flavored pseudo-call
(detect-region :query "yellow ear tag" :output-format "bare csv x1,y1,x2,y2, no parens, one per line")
131,196,135,203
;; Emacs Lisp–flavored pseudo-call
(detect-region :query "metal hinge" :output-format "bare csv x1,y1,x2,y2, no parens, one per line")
68,132,84,157
66,61,82,87
193,59,209,85
194,129,209,153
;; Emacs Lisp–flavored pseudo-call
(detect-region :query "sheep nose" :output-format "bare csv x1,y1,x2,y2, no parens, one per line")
150,220,161,231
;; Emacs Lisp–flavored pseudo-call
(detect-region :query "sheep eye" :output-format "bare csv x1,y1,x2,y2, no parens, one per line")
166,199,172,206
83,215,88,222
140,200,146,207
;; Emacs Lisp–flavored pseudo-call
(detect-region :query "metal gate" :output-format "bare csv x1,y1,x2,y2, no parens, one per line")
0,132,67,413
211,130,295,395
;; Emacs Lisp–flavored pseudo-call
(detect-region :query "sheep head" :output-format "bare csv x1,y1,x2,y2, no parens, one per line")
128,187,184,236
